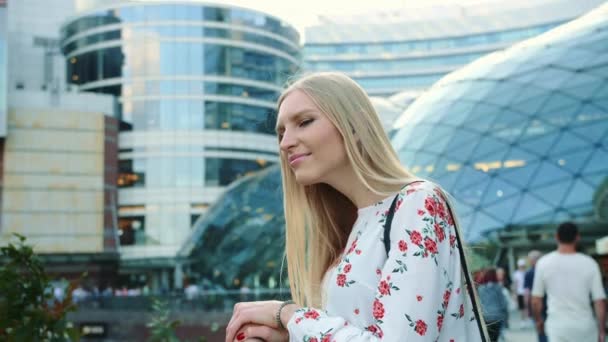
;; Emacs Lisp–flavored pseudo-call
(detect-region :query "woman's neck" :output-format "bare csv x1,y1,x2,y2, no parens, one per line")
323,166,392,209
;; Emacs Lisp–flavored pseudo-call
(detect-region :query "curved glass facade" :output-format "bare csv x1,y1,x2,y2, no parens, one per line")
60,3,300,260
391,3,608,242
180,165,285,289
304,1,603,97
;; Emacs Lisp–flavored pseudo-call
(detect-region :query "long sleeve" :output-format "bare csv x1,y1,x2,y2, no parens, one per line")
286,184,479,341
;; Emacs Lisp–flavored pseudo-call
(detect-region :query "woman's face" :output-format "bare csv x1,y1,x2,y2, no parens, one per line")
276,90,350,185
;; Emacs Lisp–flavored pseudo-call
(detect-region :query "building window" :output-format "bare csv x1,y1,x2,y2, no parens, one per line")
118,216,145,246
205,158,271,186
118,159,145,188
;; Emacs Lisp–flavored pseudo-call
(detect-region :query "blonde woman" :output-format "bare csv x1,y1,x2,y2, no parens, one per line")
225,72,487,342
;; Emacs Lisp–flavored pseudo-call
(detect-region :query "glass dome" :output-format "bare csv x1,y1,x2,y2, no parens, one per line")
179,165,285,289
391,3,608,242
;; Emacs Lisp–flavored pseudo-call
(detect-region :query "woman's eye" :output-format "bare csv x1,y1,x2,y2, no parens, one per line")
299,119,314,127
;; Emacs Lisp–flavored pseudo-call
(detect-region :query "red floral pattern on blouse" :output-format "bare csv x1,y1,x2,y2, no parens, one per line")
286,182,482,341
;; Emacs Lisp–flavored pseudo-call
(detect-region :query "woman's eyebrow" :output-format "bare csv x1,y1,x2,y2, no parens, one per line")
275,109,316,133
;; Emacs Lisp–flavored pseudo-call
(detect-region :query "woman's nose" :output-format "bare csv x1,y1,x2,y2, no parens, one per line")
279,130,296,152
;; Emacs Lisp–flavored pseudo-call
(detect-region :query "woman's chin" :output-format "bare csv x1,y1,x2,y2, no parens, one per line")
294,171,320,186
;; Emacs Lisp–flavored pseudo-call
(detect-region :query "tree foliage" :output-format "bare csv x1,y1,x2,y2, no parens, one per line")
0,234,80,341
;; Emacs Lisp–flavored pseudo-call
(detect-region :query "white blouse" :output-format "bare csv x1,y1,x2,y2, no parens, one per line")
286,181,483,341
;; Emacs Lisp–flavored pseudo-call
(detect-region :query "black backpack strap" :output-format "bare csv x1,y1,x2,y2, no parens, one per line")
446,202,488,342
383,194,400,255
383,181,425,255
382,183,488,341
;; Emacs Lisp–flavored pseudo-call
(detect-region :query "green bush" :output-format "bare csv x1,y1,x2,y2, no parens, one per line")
147,298,181,342
0,234,80,341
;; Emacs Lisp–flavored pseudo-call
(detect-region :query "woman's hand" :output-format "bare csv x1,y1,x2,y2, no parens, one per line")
225,300,297,342
233,323,288,342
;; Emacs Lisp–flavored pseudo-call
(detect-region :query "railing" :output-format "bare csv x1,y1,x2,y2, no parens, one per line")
73,288,292,312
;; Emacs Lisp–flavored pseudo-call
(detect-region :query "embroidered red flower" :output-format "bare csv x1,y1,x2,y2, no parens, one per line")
425,197,438,216
355,249,362,255
343,264,352,273
417,209,425,216
309,338,318,342
449,234,456,248
434,222,445,242
416,295,423,302
295,317,302,324
366,324,383,338
410,230,422,245
443,290,451,305
456,287,461,294
373,299,385,319
376,268,382,275
437,201,447,219
398,240,408,252
415,319,428,336
347,239,358,254
459,304,464,317
354,308,360,315
424,237,438,254
437,314,444,331
378,280,391,296
304,310,320,320
321,334,332,342
336,274,346,287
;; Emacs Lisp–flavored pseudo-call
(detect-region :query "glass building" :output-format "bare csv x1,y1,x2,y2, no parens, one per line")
179,165,284,289
391,2,608,243
59,2,300,276
304,0,603,98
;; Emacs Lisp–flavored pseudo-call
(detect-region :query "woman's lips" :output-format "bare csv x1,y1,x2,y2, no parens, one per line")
289,153,310,166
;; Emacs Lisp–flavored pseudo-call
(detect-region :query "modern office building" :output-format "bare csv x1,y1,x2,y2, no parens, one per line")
60,1,300,286
1,91,119,281
304,0,604,98
391,2,608,245
0,0,121,284
6,0,75,94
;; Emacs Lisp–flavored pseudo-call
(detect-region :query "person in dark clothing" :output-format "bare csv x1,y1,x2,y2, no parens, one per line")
524,250,547,342
479,268,509,342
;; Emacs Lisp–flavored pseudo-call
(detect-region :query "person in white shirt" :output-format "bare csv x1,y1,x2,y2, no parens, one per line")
532,222,606,342
512,258,528,321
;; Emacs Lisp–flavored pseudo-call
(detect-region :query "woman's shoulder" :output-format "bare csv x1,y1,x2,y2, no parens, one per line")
398,180,448,203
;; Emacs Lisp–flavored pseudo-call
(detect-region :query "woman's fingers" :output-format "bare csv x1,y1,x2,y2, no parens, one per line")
238,324,289,342
225,301,282,342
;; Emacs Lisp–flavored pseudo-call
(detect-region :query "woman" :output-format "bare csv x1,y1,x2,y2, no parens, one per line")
477,268,508,342
225,72,487,341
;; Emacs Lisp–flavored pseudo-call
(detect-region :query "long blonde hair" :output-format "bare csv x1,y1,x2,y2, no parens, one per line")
277,72,416,306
